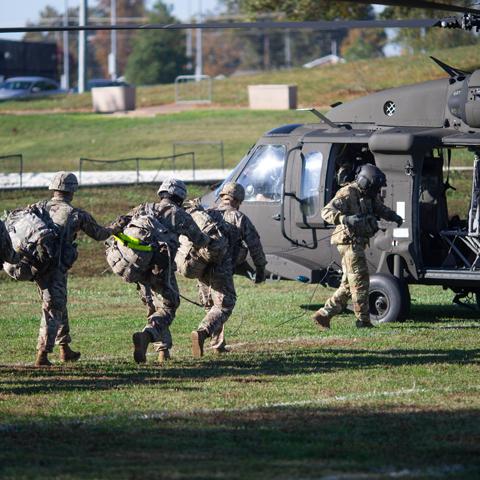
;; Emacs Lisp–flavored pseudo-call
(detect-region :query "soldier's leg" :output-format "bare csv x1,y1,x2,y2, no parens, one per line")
145,270,180,352
320,245,352,318
36,269,70,354
193,264,236,356
137,283,156,317
345,244,371,325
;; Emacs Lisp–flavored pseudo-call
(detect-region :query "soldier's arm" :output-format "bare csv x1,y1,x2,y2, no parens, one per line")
0,221,21,264
78,209,120,241
373,197,402,224
172,208,210,248
241,216,267,268
321,189,350,225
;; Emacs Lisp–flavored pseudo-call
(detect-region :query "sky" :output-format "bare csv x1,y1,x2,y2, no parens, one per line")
0,0,221,39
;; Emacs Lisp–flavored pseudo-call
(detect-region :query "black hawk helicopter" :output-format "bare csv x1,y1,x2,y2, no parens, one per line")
3,0,480,323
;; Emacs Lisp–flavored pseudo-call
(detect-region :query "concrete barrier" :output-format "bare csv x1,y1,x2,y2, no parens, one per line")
248,84,297,110
92,85,136,113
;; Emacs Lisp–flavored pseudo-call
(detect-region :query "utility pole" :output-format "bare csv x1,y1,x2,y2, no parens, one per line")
78,0,87,93
284,29,291,69
109,0,117,80
195,0,202,79
62,0,70,90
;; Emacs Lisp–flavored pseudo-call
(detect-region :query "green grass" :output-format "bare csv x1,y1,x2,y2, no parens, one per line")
0,44,479,112
0,110,307,172
0,185,479,478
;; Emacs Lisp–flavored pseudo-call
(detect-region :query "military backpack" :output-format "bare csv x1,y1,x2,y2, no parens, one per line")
106,203,176,283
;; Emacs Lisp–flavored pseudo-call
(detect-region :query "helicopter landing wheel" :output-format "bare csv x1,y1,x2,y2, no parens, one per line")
369,273,405,324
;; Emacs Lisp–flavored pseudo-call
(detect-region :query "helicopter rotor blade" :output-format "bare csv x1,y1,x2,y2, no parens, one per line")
0,18,437,34
333,0,480,15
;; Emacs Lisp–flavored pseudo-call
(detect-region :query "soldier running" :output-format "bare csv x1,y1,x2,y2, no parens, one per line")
191,182,267,357
129,178,211,363
35,172,127,367
312,164,403,329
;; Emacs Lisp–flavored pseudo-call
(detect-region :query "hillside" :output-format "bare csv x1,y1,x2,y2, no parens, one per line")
0,44,479,112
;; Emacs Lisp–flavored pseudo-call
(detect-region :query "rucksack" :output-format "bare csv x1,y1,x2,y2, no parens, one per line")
3,202,63,281
106,203,176,283
175,206,228,279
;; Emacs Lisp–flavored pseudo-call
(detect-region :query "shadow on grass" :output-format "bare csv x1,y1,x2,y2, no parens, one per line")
1,347,478,394
301,302,480,323
0,407,479,479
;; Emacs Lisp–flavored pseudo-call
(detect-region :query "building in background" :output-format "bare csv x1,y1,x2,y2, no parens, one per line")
0,39,58,81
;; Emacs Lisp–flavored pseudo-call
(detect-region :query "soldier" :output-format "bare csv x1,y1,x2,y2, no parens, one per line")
191,182,267,357
0,219,21,267
312,164,403,329
35,172,127,367
130,178,210,363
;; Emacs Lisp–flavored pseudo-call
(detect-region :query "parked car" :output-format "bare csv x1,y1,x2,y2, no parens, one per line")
0,76,66,101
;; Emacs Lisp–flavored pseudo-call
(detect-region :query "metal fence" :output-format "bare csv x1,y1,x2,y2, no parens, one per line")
174,75,212,104
78,152,196,185
0,154,23,188
172,141,225,170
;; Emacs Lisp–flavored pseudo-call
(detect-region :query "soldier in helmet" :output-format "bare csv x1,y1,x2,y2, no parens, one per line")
191,181,267,357
34,172,127,367
312,164,403,329
0,219,21,268
127,178,211,363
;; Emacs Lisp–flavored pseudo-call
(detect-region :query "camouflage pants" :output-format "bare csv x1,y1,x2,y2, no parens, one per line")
138,267,180,352
322,243,370,323
197,260,236,351
35,268,71,353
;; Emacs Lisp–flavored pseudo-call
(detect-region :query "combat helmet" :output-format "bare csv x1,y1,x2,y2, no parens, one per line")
49,171,79,193
157,178,187,201
356,164,386,196
219,182,245,203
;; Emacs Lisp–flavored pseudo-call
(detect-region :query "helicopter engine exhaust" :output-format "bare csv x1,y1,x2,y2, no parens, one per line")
448,70,480,128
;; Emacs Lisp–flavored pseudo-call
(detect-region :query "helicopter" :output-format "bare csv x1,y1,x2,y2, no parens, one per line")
3,0,480,323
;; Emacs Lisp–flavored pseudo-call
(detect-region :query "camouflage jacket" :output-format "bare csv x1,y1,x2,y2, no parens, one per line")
126,199,210,255
40,198,122,243
0,219,20,266
322,182,398,246
217,201,267,268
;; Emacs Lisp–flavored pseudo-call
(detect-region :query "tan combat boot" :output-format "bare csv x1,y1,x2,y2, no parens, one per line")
132,331,150,363
35,351,52,367
59,345,81,362
191,330,208,358
213,345,230,355
311,309,331,330
157,349,171,364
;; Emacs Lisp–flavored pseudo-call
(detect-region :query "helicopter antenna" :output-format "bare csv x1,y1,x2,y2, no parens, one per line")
430,56,471,77
297,108,340,129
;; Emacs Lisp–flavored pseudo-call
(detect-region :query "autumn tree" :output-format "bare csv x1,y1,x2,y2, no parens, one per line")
92,0,145,78
125,1,187,85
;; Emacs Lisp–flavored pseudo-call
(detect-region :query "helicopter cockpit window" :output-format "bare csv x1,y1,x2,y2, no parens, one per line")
237,144,286,202
300,151,323,217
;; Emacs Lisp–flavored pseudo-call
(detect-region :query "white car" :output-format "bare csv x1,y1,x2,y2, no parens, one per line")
0,76,66,101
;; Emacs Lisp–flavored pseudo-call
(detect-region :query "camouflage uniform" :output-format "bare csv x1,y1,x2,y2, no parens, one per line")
36,195,123,353
195,188,267,352
0,219,21,267
318,180,400,324
127,198,209,352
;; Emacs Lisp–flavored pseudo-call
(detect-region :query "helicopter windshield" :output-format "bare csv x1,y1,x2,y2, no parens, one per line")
236,144,286,202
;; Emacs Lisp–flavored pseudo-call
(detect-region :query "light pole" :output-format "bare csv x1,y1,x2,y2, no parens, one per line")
109,0,117,80
195,0,202,79
62,0,70,90
78,0,87,93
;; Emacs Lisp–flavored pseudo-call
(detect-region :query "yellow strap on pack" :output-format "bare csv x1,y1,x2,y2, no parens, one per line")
114,232,154,252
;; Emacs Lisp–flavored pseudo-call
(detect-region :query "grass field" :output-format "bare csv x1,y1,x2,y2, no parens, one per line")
0,185,479,479
0,44,479,112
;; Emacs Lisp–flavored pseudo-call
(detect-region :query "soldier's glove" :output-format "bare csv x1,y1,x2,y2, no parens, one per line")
255,267,266,284
391,213,403,227
342,214,366,229
365,214,379,235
